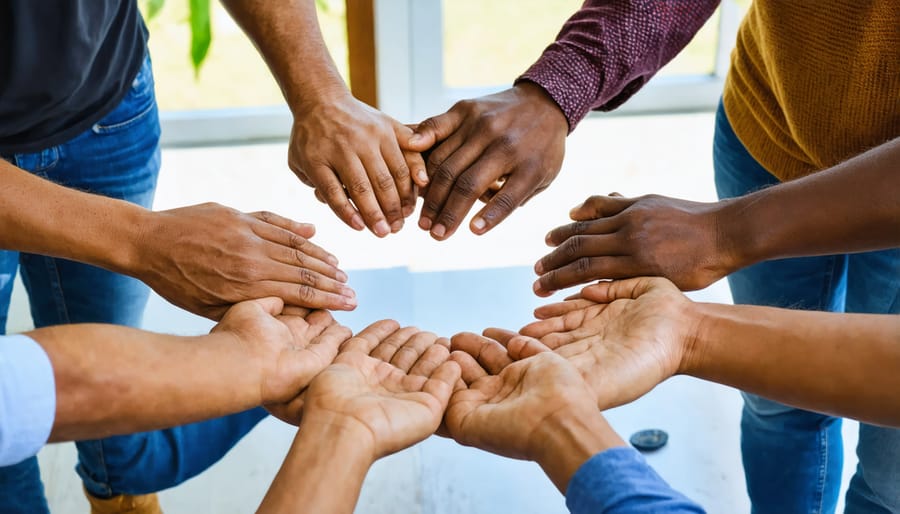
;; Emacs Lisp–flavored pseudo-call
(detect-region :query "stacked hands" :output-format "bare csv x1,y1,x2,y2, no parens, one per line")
214,276,702,499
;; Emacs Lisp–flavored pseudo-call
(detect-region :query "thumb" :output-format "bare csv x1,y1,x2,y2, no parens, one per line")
406,110,462,151
570,194,635,221
251,296,286,317
505,335,551,361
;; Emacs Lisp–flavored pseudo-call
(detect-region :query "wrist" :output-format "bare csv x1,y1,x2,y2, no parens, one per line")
287,79,351,119
715,195,767,272
532,407,625,494
514,81,569,133
297,410,377,464
90,202,152,277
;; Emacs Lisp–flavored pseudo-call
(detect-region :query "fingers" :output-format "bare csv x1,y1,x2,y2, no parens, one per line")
419,134,482,239
536,234,621,280
261,279,356,311
368,326,422,365
409,343,452,378
449,350,488,385
407,110,464,153
469,166,536,235
504,335,551,361
578,277,673,304
450,332,512,374
389,332,444,372
421,361,462,407
533,298,595,320
340,319,402,353
306,164,366,231
543,217,620,247
278,308,334,343
430,151,512,239
248,296,285,317
533,255,635,297
391,122,428,201
253,220,343,275
569,195,636,221
339,155,393,238
250,211,317,240
305,322,353,364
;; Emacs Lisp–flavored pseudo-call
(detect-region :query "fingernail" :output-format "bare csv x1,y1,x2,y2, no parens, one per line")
532,281,542,294
409,134,423,145
391,219,404,233
402,204,415,217
343,296,358,309
431,224,447,239
342,287,356,298
419,217,433,230
327,255,340,266
375,220,391,237
545,232,553,245
417,170,429,184
351,214,365,230
534,261,544,274
471,217,486,232
337,270,349,282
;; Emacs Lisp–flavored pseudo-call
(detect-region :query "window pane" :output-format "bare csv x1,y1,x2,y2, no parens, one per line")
144,2,348,111
443,1,721,88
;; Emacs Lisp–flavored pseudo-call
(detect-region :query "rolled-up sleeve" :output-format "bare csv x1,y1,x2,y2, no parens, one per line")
0,334,55,466
566,447,705,514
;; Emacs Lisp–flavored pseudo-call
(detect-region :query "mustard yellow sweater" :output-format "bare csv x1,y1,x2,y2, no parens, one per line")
723,1,900,182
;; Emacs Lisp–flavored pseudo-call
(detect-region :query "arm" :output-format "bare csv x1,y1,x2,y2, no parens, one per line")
535,136,900,294
445,351,704,513
0,160,353,319
520,278,900,427
405,0,718,240
220,0,425,237
258,351,460,513
683,301,900,427
30,299,346,442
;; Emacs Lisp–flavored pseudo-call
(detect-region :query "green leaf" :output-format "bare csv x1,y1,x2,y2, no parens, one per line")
189,0,212,77
145,0,165,20
315,0,330,12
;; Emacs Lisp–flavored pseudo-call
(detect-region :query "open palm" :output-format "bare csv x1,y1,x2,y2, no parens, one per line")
302,352,460,458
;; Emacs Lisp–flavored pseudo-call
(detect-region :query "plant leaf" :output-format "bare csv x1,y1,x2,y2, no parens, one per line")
315,0,330,12
145,0,165,20
189,0,212,77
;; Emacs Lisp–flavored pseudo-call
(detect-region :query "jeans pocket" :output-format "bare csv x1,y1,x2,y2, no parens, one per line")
91,56,156,135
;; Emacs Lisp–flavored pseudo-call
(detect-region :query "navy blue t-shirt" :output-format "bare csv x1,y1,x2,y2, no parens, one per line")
0,1,148,153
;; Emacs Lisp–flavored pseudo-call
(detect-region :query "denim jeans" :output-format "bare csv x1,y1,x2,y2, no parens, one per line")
713,101,900,514
0,56,268,513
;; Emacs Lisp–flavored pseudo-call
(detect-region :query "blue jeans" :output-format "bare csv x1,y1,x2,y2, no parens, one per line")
0,56,268,513
713,101,900,514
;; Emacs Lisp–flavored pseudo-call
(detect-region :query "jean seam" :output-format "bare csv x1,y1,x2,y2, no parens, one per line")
814,427,828,514
91,101,155,134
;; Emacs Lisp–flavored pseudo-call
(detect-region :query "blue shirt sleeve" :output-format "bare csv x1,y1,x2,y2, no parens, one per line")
566,447,706,514
0,334,55,466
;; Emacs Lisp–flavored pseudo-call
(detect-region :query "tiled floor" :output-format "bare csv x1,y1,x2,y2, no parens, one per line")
17,112,859,513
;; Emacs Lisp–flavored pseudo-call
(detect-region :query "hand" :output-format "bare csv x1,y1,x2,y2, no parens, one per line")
339,319,453,376
519,277,698,409
534,194,741,295
300,351,460,460
136,203,355,320
211,300,352,423
445,351,599,462
407,82,568,240
289,93,426,237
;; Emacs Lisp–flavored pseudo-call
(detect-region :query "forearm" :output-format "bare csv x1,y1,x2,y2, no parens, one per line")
259,417,373,514
220,0,347,114
684,302,900,426
721,136,900,267
29,325,263,442
518,0,719,129
534,410,626,494
0,160,145,275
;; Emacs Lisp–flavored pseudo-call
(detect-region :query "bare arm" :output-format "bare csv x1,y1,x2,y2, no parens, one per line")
27,299,346,442
536,136,900,294
0,160,353,319
220,0,425,237
684,302,900,427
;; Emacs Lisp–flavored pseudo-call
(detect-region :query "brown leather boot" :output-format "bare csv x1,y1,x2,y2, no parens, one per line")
84,488,163,514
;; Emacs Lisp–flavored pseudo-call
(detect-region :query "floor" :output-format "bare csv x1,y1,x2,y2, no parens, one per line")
15,112,860,513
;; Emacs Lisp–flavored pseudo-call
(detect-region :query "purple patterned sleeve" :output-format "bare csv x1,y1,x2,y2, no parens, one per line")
517,0,720,131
